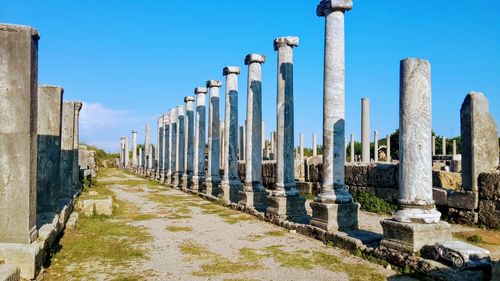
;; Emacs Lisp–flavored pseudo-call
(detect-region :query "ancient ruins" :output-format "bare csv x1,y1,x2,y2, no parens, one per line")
0,0,499,280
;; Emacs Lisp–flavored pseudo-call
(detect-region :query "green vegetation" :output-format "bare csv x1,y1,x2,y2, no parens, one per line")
166,225,193,232
264,230,286,237
200,203,255,224
352,191,397,215
467,234,484,243
82,144,119,168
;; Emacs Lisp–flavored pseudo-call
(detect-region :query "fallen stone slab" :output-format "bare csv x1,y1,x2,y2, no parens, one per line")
430,240,491,270
76,196,113,217
0,265,20,281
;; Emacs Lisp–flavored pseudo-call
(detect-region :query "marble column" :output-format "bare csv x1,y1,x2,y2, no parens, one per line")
267,36,308,223
157,116,163,178
381,58,449,253
374,130,379,162
72,102,83,193
452,139,457,155
350,134,355,163
299,133,304,163
132,130,138,168
220,66,243,203
442,136,446,156
124,136,129,167
239,125,245,161
119,137,124,166
220,121,225,168
432,136,436,156
270,131,276,160
192,88,207,191
182,97,195,190
169,108,178,185
0,24,39,244
262,121,266,156
205,80,223,195
61,102,77,199
310,1,358,231
240,54,267,211
312,133,318,157
361,98,370,163
161,113,170,182
386,135,391,163
138,147,143,169
145,124,151,172
37,85,63,213
174,106,185,188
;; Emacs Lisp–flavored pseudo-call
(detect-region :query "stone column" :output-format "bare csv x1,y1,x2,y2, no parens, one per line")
161,113,170,182
220,66,243,203
381,58,450,253
182,97,195,190
432,136,436,156
361,98,370,163
374,130,379,162
350,134,355,163
174,106,185,188
299,133,304,162
239,125,245,161
220,121,225,168
124,136,129,167
270,131,275,160
62,102,76,196
312,133,318,157
192,88,207,191
72,102,82,194
452,139,457,155
145,124,151,172
262,121,266,156
119,137,124,166
386,135,391,163
310,1,358,231
138,147,143,169
132,130,138,168
205,80,223,195
0,24,39,243
157,116,164,178
169,108,178,184
267,36,308,223
442,136,446,156
240,54,267,211
37,85,63,214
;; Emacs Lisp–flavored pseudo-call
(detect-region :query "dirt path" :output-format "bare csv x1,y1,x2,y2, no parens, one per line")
46,168,417,281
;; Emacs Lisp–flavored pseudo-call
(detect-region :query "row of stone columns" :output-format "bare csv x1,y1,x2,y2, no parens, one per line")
0,24,83,244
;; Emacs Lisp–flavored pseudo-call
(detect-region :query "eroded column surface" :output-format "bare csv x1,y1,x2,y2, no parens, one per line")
132,130,138,168
174,106,185,188
239,125,245,161
350,134,355,163
220,121,225,168
72,102,82,193
442,136,446,156
311,1,358,231
157,116,164,176
37,86,63,213
124,136,130,167
361,98,370,163
386,135,391,162
0,24,39,244
220,66,243,203
169,108,178,184
240,54,267,211
183,97,195,189
192,88,207,191
205,80,222,194
452,139,457,155
432,136,436,156
138,147,143,168
312,133,318,157
267,36,308,223
161,113,170,181
374,130,379,162
299,133,304,163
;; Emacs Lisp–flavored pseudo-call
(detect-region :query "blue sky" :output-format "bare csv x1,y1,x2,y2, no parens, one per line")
2,0,499,152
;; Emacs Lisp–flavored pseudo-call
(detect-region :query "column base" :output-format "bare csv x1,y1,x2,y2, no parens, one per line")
159,172,165,182
219,180,243,203
203,180,221,197
310,201,359,232
181,174,191,191
380,219,451,253
172,174,182,189
393,205,441,224
191,176,204,192
239,190,268,212
266,195,309,224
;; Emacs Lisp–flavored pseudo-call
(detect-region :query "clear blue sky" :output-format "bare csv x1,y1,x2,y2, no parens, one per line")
2,0,499,152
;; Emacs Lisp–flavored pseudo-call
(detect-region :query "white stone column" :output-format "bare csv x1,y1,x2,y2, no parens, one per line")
169,108,178,184
386,135,391,163
145,124,151,171
220,67,243,202
205,80,223,194
299,133,304,163
124,136,129,167
220,120,225,168
192,88,207,191
361,98,370,163
183,97,195,189
267,36,307,223
72,102,83,193
270,131,276,160
311,1,358,231
138,147,143,169
240,54,267,210
262,121,266,154
157,116,163,177
175,105,186,188
350,134,355,163
432,136,436,156
161,113,169,181
312,133,318,157
132,130,137,168
239,125,245,161
442,136,446,156
374,130,379,162
452,139,457,155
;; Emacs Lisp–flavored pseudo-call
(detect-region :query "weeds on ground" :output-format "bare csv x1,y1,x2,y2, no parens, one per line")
352,191,397,215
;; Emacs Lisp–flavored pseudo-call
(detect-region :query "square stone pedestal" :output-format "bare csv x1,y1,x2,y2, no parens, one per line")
191,177,204,192
203,181,220,197
219,181,243,203
310,202,359,231
181,175,191,191
239,190,267,212
266,195,309,224
380,219,452,253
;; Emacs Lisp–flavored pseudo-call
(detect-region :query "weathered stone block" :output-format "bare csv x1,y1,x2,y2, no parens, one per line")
375,188,399,204
266,195,309,224
432,187,448,206
478,172,500,201
348,185,376,195
310,201,359,231
76,197,112,217
445,208,478,225
345,164,368,187
367,164,398,188
432,170,462,190
305,156,322,182
0,264,20,281
448,191,478,210
478,200,499,229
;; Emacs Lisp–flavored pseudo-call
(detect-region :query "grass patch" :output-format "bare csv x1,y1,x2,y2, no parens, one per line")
245,234,265,242
300,192,316,201
352,191,397,215
313,251,386,281
167,225,193,232
467,234,484,243
264,230,286,237
200,204,255,224
263,245,314,269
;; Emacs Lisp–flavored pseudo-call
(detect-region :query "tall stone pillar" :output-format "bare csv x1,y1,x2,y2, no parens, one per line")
310,1,358,231
119,137,124,166
205,80,223,195
312,133,318,157
157,116,164,178
37,85,63,214
239,54,267,211
381,58,450,253
72,102,82,193
0,24,39,243
267,36,308,223
138,147,143,168
169,108,178,185
361,98,370,163
220,121,225,168
442,136,446,156
374,130,379,162
239,125,245,161
452,139,457,155
192,88,207,191
386,135,391,163
161,113,170,181
132,130,138,168
432,136,436,156
299,133,304,162
350,134,355,163
262,121,266,155
270,131,276,160
144,124,151,172
182,97,195,190
124,136,129,167
220,66,243,203
173,106,185,188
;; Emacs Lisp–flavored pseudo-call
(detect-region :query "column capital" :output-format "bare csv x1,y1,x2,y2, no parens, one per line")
273,36,299,51
73,101,83,112
223,66,240,76
317,0,352,16
184,96,195,103
206,80,223,88
195,87,208,95
177,105,185,115
132,130,137,134
244,54,266,65
163,113,170,123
